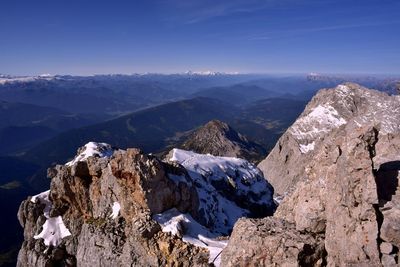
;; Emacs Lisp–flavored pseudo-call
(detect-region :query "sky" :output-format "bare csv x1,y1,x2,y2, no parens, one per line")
1,0,399,75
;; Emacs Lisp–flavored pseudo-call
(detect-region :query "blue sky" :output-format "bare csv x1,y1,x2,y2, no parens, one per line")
1,0,399,75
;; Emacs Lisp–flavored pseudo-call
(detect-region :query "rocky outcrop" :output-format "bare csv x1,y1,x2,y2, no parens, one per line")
258,83,400,196
17,148,208,267
17,143,275,266
180,120,266,163
222,84,400,266
222,217,326,267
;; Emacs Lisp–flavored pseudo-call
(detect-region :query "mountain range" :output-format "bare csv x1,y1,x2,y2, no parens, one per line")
1,74,400,266
14,83,400,267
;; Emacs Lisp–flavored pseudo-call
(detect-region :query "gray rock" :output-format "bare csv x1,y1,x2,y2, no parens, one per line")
221,217,326,267
17,148,209,267
223,84,400,266
381,254,397,267
258,83,400,196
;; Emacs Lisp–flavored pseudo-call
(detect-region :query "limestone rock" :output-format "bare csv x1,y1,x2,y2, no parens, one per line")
258,83,400,196
380,242,393,255
221,217,326,267
17,143,275,267
222,84,400,267
17,148,208,267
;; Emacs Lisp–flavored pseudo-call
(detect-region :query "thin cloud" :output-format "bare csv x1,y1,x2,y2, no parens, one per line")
249,20,400,41
161,0,293,24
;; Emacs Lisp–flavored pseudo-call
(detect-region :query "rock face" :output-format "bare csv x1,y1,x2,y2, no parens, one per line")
17,143,275,266
222,217,326,267
180,120,266,163
258,82,400,196
222,84,400,266
17,148,207,267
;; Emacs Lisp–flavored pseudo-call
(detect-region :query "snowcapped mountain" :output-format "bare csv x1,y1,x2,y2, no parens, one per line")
65,142,114,166
166,148,274,234
223,83,400,267
17,142,274,266
14,83,400,267
0,74,56,85
184,70,239,76
258,82,400,196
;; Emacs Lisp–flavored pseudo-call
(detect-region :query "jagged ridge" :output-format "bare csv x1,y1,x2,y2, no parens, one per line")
17,143,274,266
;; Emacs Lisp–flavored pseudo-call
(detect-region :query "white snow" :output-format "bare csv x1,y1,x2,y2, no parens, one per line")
153,208,228,266
305,105,346,128
337,84,350,92
31,190,71,246
33,216,72,247
169,148,274,235
110,202,121,219
290,104,346,142
299,141,315,154
66,142,114,166
160,149,275,266
288,82,400,156
0,75,55,85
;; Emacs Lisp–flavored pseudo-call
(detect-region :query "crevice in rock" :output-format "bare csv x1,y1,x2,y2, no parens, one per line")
297,242,327,267
374,161,400,204
363,127,384,261
334,145,342,163
373,160,400,264
392,245,399,264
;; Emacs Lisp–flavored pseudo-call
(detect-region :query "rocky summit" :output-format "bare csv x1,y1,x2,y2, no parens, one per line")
258,82,400,197
180,119,266,163
17,142,275,267
222,83,400,266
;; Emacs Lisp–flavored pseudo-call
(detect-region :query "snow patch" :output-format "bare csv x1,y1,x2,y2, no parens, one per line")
169,148,274,235
163,149,275,266
337,84,350,92
299,141,315,154
110,202,121,219
66,142,114,166
0,75,55,85
290,104,346,140
33,217,72,247
31,190,71,246
153,208,228,266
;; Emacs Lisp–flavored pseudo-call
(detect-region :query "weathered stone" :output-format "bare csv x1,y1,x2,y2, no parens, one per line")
381,254,397,267
221,217,326,267
380,242,393,255
223,84,400,267
258,83,400,197
17,147,208,267
381,207,400,248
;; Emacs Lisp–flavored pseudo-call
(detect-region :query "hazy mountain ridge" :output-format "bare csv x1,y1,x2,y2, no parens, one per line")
2,75,399,266
0,100,110,155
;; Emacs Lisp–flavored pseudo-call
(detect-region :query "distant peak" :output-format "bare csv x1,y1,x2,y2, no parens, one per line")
180,120,265,162
0,74,56,85
184,70,239,76
203,119,230,130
